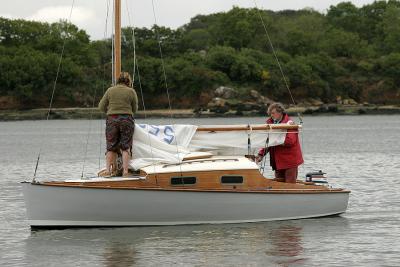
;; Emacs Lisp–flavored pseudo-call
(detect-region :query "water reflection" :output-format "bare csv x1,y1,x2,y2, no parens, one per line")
22,223,301,266
103,242,137,267
266,225,306,266
22,217,350,266
267,225,303,257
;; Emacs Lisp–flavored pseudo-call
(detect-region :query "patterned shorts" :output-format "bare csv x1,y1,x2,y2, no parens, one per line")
106,115,135,152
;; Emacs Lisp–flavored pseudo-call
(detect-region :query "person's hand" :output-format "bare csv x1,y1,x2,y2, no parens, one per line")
255,155,263,163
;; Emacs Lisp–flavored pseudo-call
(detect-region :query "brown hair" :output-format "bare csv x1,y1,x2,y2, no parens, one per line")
117,72,132,87
267,102,285,115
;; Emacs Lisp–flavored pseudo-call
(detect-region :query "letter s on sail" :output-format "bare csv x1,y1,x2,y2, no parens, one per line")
163,126,174,144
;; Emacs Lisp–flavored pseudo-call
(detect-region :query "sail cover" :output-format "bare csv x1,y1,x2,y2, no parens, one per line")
130,124,287,169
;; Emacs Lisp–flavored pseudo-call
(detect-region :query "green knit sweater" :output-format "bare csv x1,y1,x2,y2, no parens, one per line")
98,84,138,115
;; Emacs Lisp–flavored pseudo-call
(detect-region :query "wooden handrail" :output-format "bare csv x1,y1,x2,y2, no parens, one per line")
196,124,301,132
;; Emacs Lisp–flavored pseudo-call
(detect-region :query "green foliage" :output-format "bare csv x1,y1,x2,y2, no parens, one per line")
0,18,98,106
206,46,263,83
1,1,400,108
380,4,400,52
319,28,369,58
378,53,400,83
181,29,211,51
0,45,82,104
165,56,228,96
327,2,361,32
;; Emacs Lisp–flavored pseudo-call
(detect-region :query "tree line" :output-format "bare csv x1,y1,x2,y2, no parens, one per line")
1,1,400,109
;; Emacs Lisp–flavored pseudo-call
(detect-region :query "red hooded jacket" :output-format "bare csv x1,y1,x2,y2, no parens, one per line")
259,113,304,170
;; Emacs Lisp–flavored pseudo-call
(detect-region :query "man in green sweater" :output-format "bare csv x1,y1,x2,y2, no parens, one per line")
99,72,138,177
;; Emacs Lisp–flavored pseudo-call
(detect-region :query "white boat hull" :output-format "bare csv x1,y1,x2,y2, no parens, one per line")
22,182,349,227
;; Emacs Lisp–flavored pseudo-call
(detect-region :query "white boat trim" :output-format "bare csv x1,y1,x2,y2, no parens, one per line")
28,210,346,227
30,182,348,193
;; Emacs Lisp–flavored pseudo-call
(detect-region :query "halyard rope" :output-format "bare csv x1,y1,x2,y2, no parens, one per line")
126,0,159,183
252,0,303,125
151,0,184,177
33,0,76,182
98,0,112,170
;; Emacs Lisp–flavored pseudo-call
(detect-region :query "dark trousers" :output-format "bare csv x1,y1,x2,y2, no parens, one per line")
275,167,298,183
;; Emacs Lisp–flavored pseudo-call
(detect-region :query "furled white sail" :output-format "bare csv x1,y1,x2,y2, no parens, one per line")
130,124,287,170
130,124,197,169
189,128,286,156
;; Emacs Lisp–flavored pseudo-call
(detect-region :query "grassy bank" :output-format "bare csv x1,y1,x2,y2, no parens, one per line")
1,105,400,121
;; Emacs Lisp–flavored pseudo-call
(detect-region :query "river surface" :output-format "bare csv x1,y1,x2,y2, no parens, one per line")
0,115,399,266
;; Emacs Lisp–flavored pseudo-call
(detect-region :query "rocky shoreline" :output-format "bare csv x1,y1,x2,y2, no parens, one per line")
1,104,399,121
1,86,399,121
198,86,400,117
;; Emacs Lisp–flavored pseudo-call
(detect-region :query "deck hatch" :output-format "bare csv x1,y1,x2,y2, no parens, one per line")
171,176,196,185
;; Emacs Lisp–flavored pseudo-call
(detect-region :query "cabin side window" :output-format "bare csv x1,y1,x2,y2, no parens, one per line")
221,175,244,184
171,176,196,186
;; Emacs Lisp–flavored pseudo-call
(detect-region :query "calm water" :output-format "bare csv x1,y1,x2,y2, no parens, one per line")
0,115,399,266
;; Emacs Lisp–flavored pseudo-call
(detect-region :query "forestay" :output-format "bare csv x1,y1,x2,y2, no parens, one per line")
130,124,287,170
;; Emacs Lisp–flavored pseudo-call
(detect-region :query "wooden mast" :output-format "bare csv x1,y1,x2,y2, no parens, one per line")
111,0,298,134
114,0,121,82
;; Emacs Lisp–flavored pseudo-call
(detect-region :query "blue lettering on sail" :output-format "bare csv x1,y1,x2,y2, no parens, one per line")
163,126,174,144
149,125,160,136
137,124,175,144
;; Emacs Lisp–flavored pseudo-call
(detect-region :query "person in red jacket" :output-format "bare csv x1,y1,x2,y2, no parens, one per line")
256,103,303,183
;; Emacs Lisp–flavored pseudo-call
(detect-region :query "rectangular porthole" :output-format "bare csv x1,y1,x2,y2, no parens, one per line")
171,176,196,186
221,176,244,184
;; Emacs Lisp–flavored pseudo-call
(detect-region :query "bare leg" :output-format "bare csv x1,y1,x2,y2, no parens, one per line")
122,150,131,176
106,151,117,174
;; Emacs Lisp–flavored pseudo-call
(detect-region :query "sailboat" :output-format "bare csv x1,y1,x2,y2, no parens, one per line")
21,0,350,228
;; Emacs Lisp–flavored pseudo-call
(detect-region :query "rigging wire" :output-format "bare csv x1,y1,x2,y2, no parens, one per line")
252,0,305,175
82,0,116,179
125,0,136,83
151,0,184,176
33,0,76,182
125,0,159,183
81,81,101,179
260,133,269,176
98,0,112,170
252,0,303,125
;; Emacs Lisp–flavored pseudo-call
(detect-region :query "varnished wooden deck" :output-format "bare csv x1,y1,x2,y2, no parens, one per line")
42,169,350,194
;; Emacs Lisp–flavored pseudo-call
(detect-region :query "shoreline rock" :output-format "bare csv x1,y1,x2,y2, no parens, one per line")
1,105,400,121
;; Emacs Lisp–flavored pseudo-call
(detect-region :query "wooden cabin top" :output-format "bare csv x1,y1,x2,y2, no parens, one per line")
40,156,350,194
141,156,258,174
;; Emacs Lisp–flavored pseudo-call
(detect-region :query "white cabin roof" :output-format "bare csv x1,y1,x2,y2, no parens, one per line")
141,156,259,174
